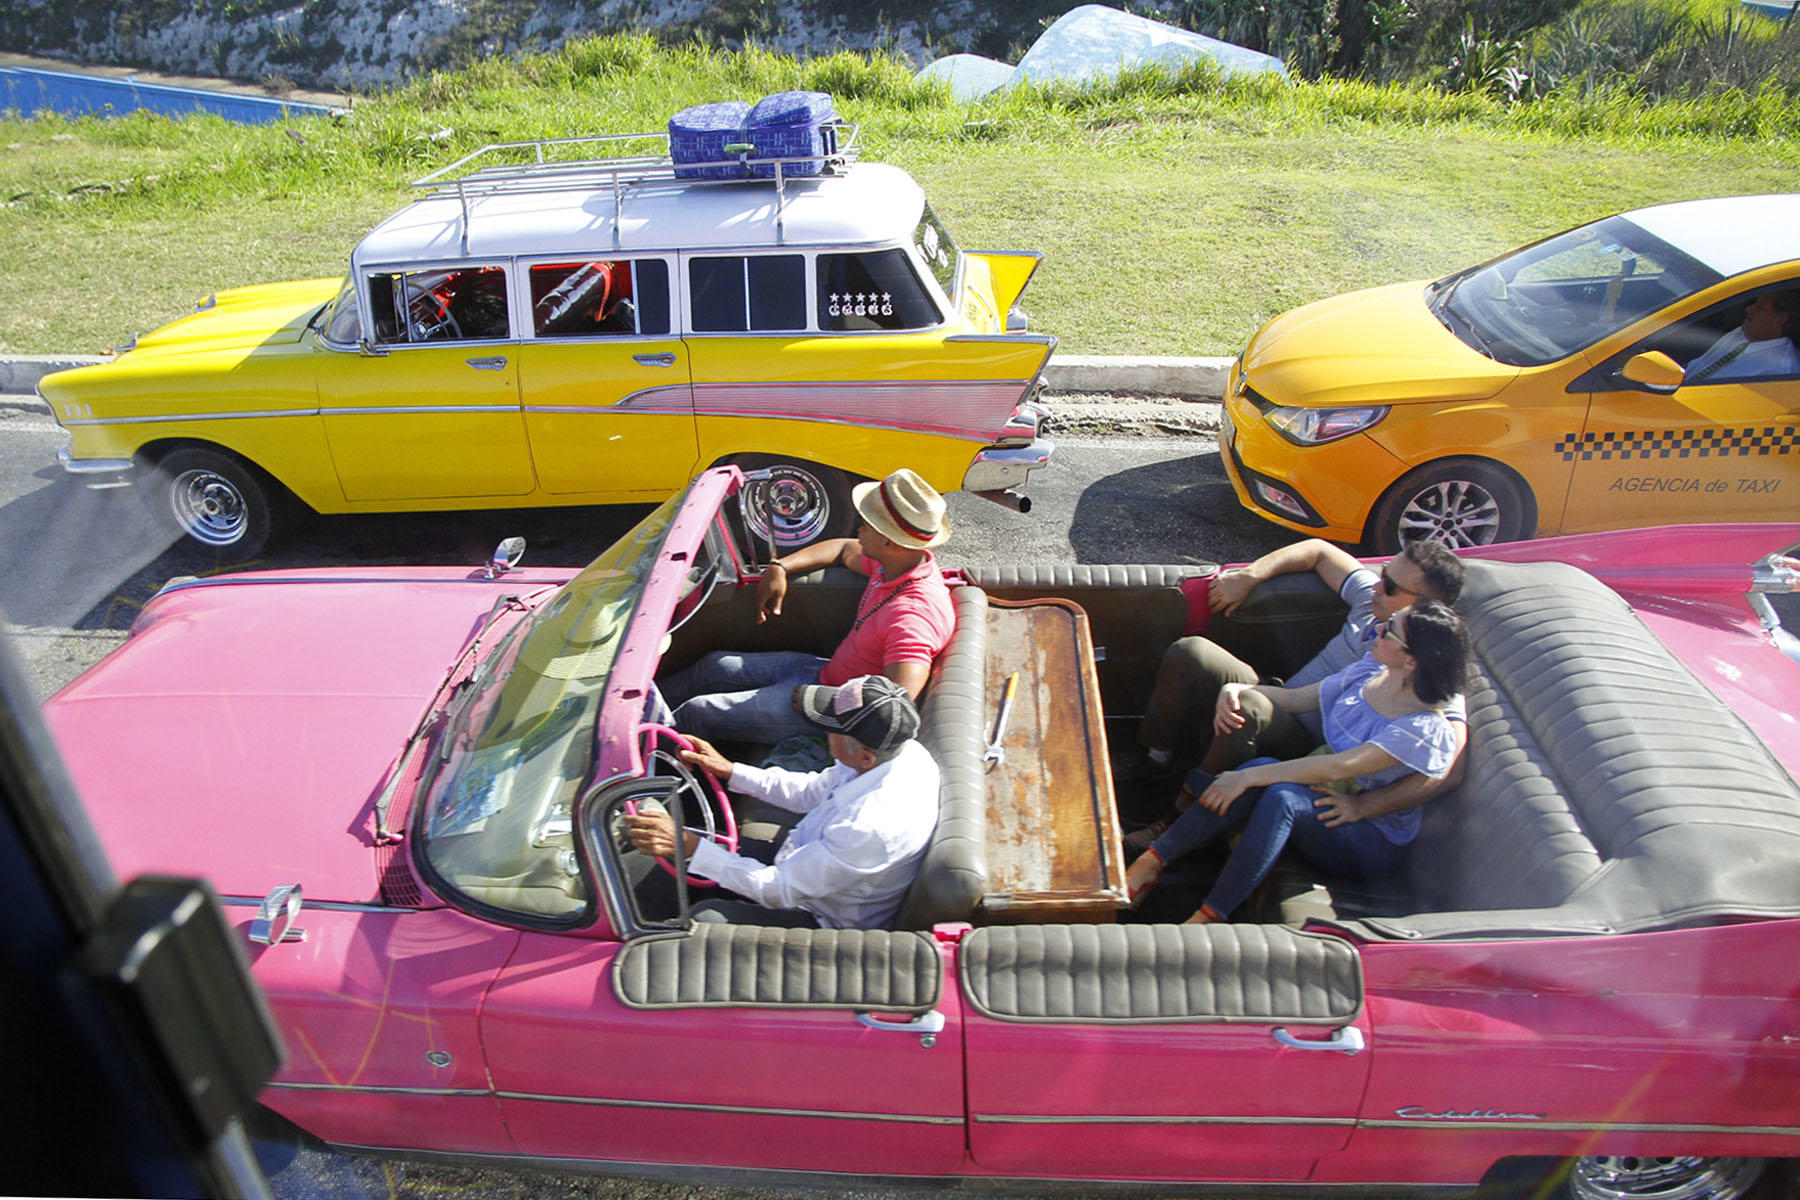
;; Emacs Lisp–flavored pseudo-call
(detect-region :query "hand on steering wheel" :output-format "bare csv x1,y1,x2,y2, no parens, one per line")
631,723,738,884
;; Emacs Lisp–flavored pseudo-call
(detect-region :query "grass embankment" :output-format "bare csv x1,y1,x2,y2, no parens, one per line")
1,35,1796,357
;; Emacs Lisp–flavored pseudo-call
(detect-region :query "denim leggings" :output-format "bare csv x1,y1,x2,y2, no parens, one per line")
1150,758,1408,918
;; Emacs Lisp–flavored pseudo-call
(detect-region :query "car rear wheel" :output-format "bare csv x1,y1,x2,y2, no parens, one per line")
1488,1156,1777,1200
1366,457,1533,554
1561,1156,1769,1200
731,458,858,552
145,447,279,562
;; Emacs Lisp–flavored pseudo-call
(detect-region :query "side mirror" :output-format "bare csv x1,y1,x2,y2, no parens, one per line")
485,536,526,579
248,884,307,945
1619,351,1684,393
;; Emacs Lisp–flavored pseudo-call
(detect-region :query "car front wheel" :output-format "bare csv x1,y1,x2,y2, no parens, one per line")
1366,457,1533,554
145,447,279,562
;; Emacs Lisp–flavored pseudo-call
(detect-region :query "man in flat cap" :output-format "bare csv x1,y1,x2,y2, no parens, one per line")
659,467,956,745
624,675,939,929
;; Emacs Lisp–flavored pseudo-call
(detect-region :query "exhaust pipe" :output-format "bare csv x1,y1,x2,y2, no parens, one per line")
973,489,1032,514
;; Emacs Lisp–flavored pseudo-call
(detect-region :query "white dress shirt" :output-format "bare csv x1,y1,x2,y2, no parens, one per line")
1686,327,1800,383
687,739,939,930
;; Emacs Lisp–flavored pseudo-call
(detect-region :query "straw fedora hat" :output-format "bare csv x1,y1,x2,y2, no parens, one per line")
853,468,951,550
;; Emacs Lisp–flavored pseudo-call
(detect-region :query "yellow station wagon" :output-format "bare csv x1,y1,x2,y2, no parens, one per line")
41,119,1055,558
1222,194,1800,552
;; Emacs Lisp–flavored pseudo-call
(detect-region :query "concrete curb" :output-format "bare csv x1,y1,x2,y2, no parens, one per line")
2,352,1234,403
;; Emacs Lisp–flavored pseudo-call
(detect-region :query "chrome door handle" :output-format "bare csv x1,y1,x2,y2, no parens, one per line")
466,356,508,371
633,353,677,367
1272,1025,1364,1054
857,1009,945,1048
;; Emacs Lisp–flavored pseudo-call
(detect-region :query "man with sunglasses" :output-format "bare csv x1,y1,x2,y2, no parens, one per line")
1120,537,1467,850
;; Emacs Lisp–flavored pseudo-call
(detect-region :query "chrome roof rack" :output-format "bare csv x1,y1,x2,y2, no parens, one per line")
409,126,861,253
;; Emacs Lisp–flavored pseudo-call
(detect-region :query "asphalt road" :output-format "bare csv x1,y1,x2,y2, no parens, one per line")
0,411,1289,700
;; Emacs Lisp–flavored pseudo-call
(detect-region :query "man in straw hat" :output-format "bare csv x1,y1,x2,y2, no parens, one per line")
624,675,939,929
659,467,956,746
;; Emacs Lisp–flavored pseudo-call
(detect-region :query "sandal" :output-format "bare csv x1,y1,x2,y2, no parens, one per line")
1184,902,1224,926
1122,815,1171,857
1126,846,1165,907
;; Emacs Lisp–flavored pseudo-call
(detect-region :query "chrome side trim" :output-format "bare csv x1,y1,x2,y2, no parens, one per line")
266,1080,489,1098
319,404,520,416
220,895,415,915
974,1113,1359,1127
1363,1116,1800,1136
495,1090,962,1125
61,408,319,426
945,333,1057,346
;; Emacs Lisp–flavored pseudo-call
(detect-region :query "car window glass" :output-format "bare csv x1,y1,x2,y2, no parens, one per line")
321,276,362,343
915,203,961,300
529,259,671,338
689,255,805,332
367,266,511,345
1430,215,1722,367
1632,287,1800,386
818,250,940,331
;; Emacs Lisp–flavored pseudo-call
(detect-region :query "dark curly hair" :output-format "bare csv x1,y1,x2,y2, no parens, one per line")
1397,597,1470,706
1399,537,1465,605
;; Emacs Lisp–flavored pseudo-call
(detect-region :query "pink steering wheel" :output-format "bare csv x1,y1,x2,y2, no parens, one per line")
630,723,738,884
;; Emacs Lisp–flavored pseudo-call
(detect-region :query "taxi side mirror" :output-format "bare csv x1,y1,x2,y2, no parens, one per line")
1618,351,1684,394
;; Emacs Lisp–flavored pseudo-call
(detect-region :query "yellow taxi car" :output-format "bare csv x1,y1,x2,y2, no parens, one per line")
1221,194,1800,552
40,118,1054,559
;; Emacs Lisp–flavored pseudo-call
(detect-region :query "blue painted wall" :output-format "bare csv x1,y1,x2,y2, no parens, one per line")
0,66,331,123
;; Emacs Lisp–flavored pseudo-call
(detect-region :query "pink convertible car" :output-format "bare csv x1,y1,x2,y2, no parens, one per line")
41,467,1800,1200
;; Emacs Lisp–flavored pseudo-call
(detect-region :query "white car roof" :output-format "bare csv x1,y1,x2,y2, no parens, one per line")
1624,193,1800,277
354,161,926,266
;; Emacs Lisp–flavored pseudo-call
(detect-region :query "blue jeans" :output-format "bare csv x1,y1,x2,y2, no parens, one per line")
659,650,830,744
1153,758,1407,918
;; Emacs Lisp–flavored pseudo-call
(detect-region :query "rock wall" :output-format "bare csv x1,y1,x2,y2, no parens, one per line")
0,0,1180,91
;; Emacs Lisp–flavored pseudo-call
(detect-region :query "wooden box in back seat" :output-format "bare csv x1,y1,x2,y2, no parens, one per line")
978,597,1128,923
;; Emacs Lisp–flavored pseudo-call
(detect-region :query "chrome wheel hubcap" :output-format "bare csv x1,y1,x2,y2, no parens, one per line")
742,466,830,547
1397,479,1501,548
170,468,248,547
1568,1156,1764,1200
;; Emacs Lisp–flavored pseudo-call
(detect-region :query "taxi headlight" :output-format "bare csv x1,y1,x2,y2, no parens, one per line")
1264,404,1389,446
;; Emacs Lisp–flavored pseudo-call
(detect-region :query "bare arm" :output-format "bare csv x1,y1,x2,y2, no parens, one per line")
1195,741,1401,814
1209,538,1365,615
1213,679,1322,738
883,659,931,701
1314,722,1470,826
754,537,865,621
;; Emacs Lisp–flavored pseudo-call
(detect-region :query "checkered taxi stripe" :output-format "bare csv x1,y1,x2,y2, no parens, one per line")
1556,426,1800,461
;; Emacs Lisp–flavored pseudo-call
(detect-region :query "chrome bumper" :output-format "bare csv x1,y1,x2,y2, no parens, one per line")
962,437,1054,493
57,444,136,490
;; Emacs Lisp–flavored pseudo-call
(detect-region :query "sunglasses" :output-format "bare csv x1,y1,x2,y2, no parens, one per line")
1380,614,1409,649
1380,568,1420,598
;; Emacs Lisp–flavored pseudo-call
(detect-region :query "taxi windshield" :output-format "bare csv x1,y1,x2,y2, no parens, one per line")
1428,215,1722,367
414,488,717,924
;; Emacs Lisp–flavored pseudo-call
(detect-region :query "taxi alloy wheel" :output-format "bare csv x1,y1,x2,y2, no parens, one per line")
1562,1155,1768,1200
737,460,853,550
1368,458,1533,554
149,447,277,562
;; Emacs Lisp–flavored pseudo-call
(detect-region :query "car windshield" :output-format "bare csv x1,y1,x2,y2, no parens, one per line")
414,488,721,923
319,275,363,344
1428,215,1723,367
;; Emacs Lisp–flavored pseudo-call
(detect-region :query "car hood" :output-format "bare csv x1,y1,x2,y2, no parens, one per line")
42,568,568,904
123,278,340,360
1242,281,1520,408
